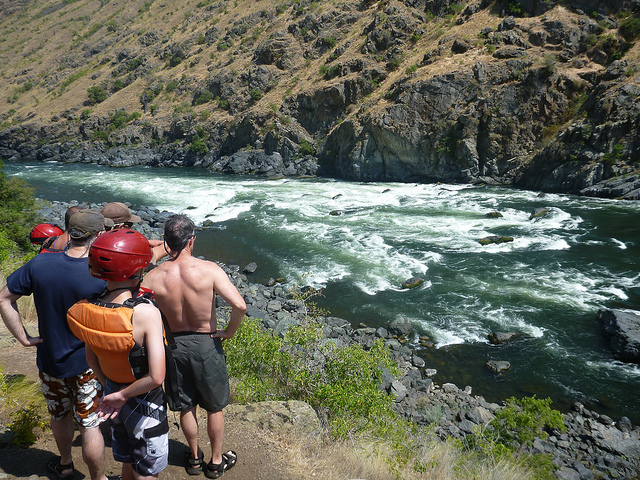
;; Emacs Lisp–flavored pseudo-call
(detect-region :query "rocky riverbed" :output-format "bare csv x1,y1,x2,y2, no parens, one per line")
37,201,640,480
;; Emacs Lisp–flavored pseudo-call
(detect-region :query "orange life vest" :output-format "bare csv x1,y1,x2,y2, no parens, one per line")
68,298,145,384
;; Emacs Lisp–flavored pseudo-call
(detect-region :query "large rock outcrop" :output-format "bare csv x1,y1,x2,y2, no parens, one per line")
599,309,640,363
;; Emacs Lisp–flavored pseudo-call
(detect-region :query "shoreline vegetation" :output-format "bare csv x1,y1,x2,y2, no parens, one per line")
1,185,639,478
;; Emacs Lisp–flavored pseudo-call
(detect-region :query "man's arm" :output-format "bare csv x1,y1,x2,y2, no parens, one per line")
96,304,166,419
149,240,169,263
85,344,106,386
0,286,42,347
211,269,246,340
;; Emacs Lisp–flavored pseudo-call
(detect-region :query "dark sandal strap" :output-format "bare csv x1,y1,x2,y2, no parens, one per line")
47,457,74,479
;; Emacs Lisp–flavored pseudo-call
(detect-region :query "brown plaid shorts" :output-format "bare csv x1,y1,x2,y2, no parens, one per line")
39,369,103,428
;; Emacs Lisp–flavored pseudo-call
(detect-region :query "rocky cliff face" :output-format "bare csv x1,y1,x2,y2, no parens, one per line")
0,0,639,197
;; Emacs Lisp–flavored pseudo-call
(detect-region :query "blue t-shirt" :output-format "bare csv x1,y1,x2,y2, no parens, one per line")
6,252,106,378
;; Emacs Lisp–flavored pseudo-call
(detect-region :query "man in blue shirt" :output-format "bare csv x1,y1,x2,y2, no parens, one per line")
0,210,112,480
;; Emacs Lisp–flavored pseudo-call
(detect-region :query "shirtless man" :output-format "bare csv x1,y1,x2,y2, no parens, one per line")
141,214,246,479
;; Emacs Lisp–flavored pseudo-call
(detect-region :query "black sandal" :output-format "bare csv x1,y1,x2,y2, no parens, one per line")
46,457,75,480
205,450,237,479
185,448,204,475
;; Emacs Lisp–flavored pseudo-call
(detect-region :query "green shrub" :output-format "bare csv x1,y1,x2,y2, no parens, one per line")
505,0,523,16
0,161,39,255
8,403,48,447
109,110,140,128
166,79,179,92
491,396,566,449
603,143,625,165
87,85,107,105
250,89,262,102
193,90,214,106
620,17,640,42
189,137,208,154
299,140,315,156
0,369,48,447
387,55,403,71
217,97,230,110
543,54,557,76
112,78,127,92
226,314,400,439
106,20,119,32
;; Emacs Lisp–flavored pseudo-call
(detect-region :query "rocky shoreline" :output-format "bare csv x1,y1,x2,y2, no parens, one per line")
4,144,640,201
38,201,640,479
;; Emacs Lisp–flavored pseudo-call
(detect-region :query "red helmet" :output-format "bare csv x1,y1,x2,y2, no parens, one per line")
30,223,64,245
88,229,153,281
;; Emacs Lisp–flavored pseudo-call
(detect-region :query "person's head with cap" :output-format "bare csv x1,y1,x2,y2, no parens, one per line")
68,210,113,246
64,205,88,231
101,202,141,229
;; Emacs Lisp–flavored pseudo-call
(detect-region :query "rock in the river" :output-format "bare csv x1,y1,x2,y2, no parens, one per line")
599,308,640,363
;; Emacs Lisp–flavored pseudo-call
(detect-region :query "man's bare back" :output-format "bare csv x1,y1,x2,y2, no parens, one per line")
142,247,246,336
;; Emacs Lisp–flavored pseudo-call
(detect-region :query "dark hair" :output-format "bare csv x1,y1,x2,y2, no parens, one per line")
164,214,195,252
64,205,87,230
68,231,97,248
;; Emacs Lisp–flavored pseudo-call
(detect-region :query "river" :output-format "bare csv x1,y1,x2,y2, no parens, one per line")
5,160,640,423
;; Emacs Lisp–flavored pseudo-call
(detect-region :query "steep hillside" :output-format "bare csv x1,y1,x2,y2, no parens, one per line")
0,0,639,197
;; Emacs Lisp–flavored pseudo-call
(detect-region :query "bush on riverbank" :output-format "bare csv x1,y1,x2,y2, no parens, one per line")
0,160,39,274
226,314,561,479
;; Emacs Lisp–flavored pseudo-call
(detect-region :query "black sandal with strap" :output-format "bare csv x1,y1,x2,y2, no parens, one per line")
46,457,75,480
205,450,237,479
185,448,204,475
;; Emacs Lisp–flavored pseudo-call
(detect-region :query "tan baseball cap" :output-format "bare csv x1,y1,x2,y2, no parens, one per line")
101,202,141,224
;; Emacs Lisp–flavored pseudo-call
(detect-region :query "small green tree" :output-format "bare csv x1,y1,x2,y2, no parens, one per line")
490,396,566,450
87,85,107,105
299,140,315,156
226,315,400,439
0,160,39,255
193,90,214,106
620,17,640,42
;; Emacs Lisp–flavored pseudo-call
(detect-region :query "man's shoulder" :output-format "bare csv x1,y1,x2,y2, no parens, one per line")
132,300,162,325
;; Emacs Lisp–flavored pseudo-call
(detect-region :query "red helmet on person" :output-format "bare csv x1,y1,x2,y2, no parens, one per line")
88,229,153,281
30,223,64,245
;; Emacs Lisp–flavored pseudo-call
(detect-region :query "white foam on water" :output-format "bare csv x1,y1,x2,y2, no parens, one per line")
426,320,487,347
480,307,546,339
611,238,628,249
585,360,640,378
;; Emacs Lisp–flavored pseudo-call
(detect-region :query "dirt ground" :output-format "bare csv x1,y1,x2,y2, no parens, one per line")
0,332,308,480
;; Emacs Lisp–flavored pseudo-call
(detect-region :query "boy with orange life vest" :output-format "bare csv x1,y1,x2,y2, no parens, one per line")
68,229,168,480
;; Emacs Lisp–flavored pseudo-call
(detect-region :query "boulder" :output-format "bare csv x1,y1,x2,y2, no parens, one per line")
225,400,321,440
488,332,520,345
243,262,258,274
479,235,514,245
388,316,413,337
401,276,424,289
599,309,640,363
486,360,511,373
530,207,550,219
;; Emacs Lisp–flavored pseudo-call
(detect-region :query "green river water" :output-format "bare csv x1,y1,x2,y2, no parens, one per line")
6,161,640,423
